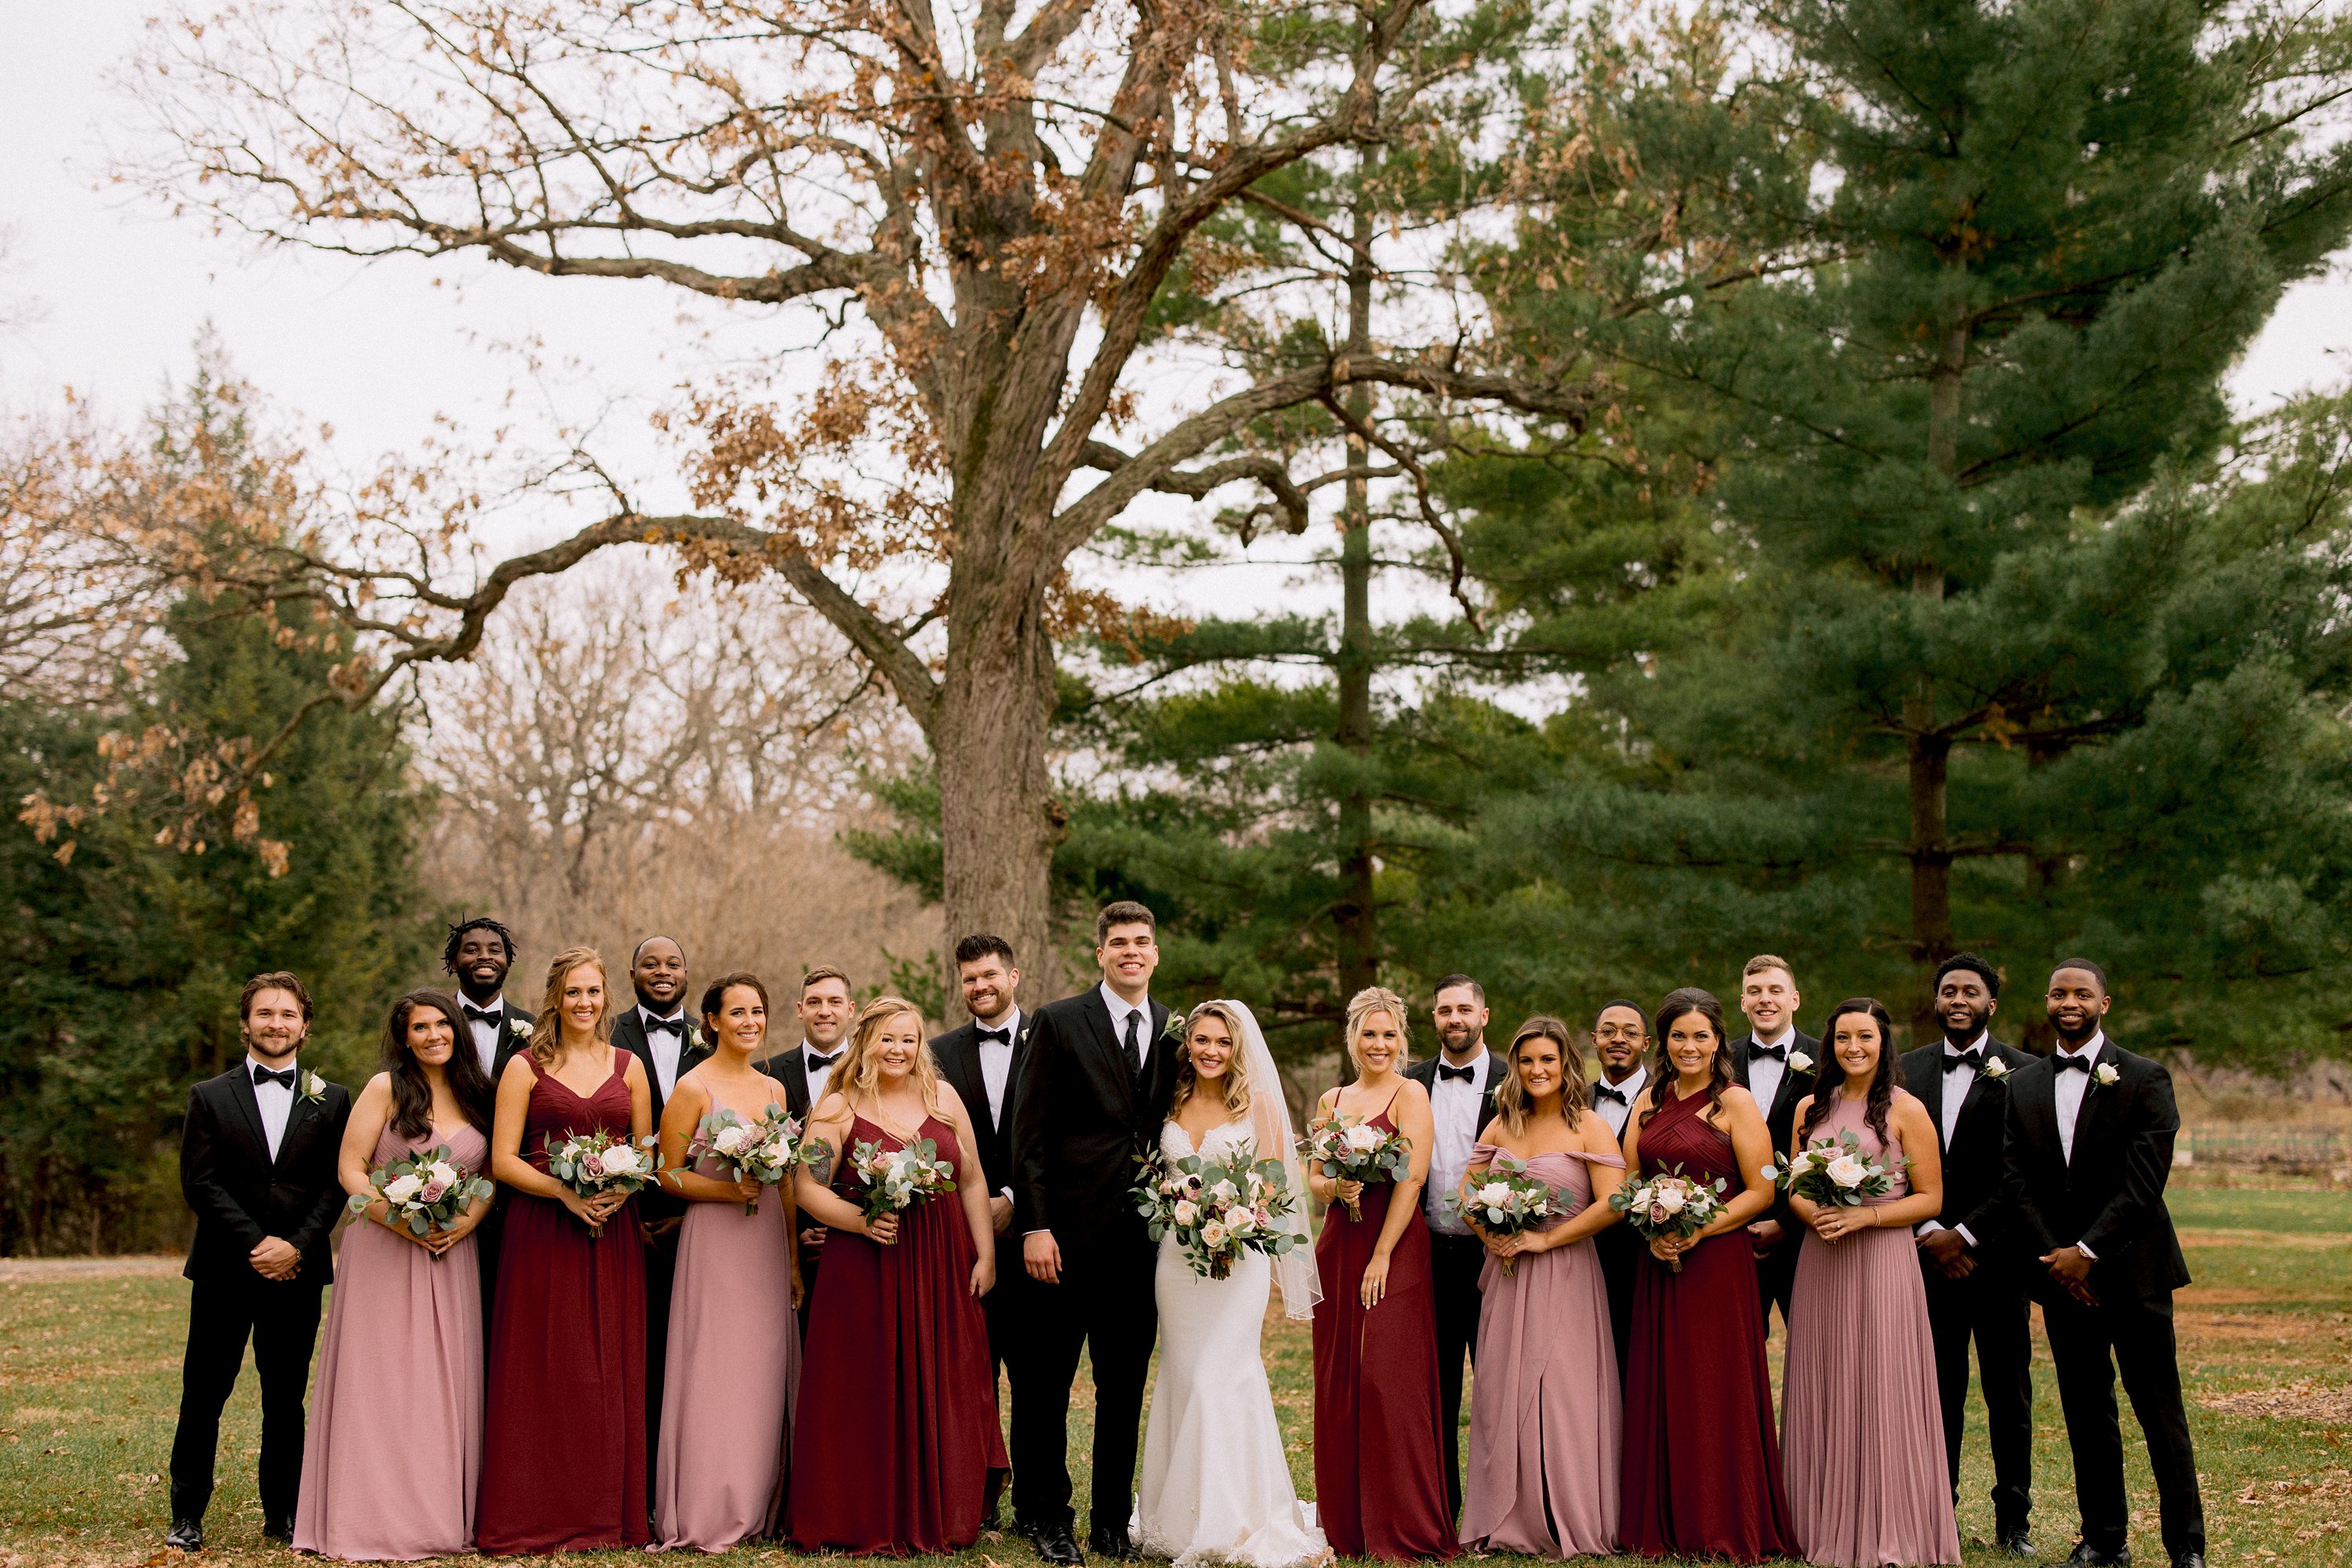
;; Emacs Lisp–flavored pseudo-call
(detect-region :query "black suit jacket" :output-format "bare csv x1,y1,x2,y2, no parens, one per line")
753,1043,829,1122
1403,1050,1504,1147
481,998,538,1083
1900,1036,2034,1251
2000,1036,2190,1306
614,1008,713,1226
930,1013,1031,1203
1010,988,1176,1265
1733,1029,1820,1236
179,1063,352,1285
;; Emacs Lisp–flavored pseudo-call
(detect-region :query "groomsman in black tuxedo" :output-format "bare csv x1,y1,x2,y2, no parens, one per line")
757,964,855,1321
612,935,710,1511
1900,953,2037,1558
928,934,1031,1526
1402,973,1501,1520
1729,953,1817,1332
166,973,352,1552
1009,901,1176,1564
442,916,533,1312
2003,960,2203,1568
1583,999,1650,1381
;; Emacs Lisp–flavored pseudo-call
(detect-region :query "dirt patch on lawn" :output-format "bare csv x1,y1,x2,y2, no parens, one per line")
2177,1286,2278,1306
0,1258,183,1282
2201,1382,2352,1425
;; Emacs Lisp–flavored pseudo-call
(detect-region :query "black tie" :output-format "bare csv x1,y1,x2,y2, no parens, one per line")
1944,1047,1984,1072
2053,1052,2092,1074
1123,1011,1145,1076
253,1066,296,1090
463,1005,502,1029
1437,1062,1475,1083
644,1014,685,1036
1591,1080,1627,1105
1749,1041,1788,1062
806,1051,841,1073
977,1028,1012,1046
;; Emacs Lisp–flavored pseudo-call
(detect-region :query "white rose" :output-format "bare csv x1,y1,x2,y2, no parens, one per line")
381,1172,423,1205
1984,1058,2009,1079
1826,1153,1867,1189
1211,1179,1240,1203
2094,1063,2119,1086
426,1161,459,1187
1474,1181,1513,1207
1200,1220,1229,1248
1344,1124,1383,1152
600,1144,642,1177
1173,1200,1200,1225
712,1126,748,1154
1228,1210,1256,1236
1788,1051,1814,1073
1653,1185,1687,1215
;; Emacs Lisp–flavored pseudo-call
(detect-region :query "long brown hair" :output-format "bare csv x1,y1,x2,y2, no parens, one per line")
381,989,495,1138
1798,998,1895,1152
1170,1000,1254,1123
830,996,942,1119
1638,987,1735,1134
528,946,613,1067
1494,1014,1588,1134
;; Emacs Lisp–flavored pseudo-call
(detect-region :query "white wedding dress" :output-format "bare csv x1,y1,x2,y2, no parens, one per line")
1131,1117,1328,1568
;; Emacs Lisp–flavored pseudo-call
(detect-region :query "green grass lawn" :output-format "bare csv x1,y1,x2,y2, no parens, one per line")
5,1186,2349,1567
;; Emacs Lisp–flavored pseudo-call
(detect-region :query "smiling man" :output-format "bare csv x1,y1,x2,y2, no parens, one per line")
1729,954,1817,1332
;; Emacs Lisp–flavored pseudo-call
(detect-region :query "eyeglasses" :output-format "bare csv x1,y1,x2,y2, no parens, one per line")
1592,1026,1646,1042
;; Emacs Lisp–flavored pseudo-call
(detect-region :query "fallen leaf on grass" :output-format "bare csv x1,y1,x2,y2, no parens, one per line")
2202,1381,2352,1425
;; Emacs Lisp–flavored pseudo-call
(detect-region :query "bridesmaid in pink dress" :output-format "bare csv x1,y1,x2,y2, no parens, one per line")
294,989,497,1561
1780,998,1961,1567
1457,1015,1628,1559
653,972,802,1552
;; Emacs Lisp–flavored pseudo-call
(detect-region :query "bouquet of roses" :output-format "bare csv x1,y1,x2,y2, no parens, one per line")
1608,1163,1728,1272
1768,1128,1901,1208
348,1143,494,1242
543,1127,660,1236
849,1138,956,1235
688,1102,818,1215
1298,1115,1413,1222
1133,1147,1304,1281
1449,1156,1558,1276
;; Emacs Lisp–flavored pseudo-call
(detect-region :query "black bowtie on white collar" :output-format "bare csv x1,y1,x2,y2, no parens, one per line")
1749,1040,1790,1062
463,1004,503,1026
806,1051,842,1072
1591,1080,1628,1105
976,1026,1013,1045
1944,1046,1984,1071
2053,1051,2094,1074
644,1013,686,1036
1437,1062,1478,1083
252,1065,296,1089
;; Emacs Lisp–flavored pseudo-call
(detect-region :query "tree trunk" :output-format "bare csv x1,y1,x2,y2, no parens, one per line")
1905,308,1970,1033
1333,198,1380,1018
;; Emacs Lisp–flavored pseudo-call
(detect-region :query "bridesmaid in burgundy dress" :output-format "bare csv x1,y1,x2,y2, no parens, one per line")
476,947,655,1555
789,996,1006,1553
1308,985,1456,1561
1618,987,1796,1563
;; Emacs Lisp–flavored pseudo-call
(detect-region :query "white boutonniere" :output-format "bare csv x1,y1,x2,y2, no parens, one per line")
1161,1008,1189,1044
1787,1050,1814,1074
1984,1057,2010,1080
510,1017,531,1037
2093,1062,2120,1088
297,1069,327,1104
688,1025,705,1051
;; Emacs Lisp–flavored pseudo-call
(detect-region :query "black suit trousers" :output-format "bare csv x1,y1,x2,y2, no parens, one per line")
1427,1229,1486,1520
1012,1240,1157,1534
2042,1290,2203,1559
169,1272,325,1526
643,1220,683,1506
1593,1223,1639,1385
1755,1229,1799,1333
1922,1264,2033,1530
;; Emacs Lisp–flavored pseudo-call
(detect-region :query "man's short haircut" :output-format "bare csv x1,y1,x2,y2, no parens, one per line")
800,964,853,997
240,971,314,1022
955,934,1017,969
2051,956,2109,993
1743,953,1795,982
1094,900,1157,945
441,915,518,974
1934,952,2002,998
1595,998,1646,1027
1432,973,1486,1007
630,934,685,967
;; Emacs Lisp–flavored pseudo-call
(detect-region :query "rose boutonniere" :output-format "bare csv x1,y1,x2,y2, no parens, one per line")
1983,1057,2010,1080
2093,1062,2120,1088
1161,1008,1189,1044
688,1025,705,1052
509,1017,531,1037
1787,1050,1814,1074
297,1069,327,1104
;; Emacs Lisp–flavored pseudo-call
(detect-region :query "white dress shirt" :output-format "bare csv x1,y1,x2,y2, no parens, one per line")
2053,1029,2106,1167
1424,1048,1490,1235
1745,1028,1794,1116
1589,1063,1647,1138
464,1000,508,1079
804,1041,845,1107
1098,982,1152,1074
973,1007,1021,1202
247,1054,297,1162
1917,1030,1990,1248
640,1004,688,1101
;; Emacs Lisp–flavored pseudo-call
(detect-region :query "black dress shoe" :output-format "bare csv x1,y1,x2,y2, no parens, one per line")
2064,1545,2130,1566
1998,1527,2038,1558
1030,1522,1084,1566
164,1519,204,1551
2171,1554,2205,1568
262,1516,294,1544
1088,1526,1137,1560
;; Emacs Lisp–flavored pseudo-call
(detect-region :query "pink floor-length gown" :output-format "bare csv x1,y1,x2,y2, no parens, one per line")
1460,1141,1624,1558
1780,1093,1962,1566
292,1122,488,1561
653,1133,801,1549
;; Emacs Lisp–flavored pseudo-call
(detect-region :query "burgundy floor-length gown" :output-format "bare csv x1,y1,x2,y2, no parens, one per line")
1782,1095,1961,1566
1460,1141,1624,1559
1312,1105,1457,1561
788,1112,1007,1554
475,1057,649,1555
1619,1085,1798,1563
293,1122,487,1560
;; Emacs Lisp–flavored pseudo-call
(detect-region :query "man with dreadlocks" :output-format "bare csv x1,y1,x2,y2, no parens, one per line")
442,916,533,1312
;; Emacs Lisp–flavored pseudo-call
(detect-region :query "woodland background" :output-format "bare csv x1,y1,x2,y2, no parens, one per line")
9,0,2352,1252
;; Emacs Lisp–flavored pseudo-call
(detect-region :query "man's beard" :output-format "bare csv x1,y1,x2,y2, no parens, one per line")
2049,1013,2099,1044
1941,1007,1990,1046
456,972,504,1003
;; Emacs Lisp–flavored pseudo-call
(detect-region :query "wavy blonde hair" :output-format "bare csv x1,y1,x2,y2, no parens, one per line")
1169,1000,1254,1123
1494,1014,1588,1134
829,996,943,1119
528,946,614,1068
1344,985,1412,1077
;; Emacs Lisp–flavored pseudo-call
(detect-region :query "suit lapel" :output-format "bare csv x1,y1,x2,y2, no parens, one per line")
2068,1040,2118,1180
1083,990,1137,1116
274,1078,319,1171
223,1066,272,1167
1915,1050,1947,1142
2020,1060,2063,1171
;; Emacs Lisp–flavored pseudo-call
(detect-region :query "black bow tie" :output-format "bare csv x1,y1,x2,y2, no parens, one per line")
2053,1051,2093,1074
644,1014,685,1036
252,1065,296,1090
1749,1041,1788,1062
1437,1062,1477,1083
1944,1047,1984,1072
463,1005,502,1027
976,1028,1013,1046
1591,1081,1628,1105
806,1051,841,1073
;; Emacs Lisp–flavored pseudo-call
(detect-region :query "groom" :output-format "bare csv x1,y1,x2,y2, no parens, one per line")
1009,901,1177,1565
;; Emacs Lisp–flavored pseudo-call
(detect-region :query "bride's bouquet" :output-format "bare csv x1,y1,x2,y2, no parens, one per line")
1447,1156,1557,1276
688,1102,818,1215
348,1144,494,1242
1608,1162,1728,1272
1132,1148,1304,1281
850,1138,956,1236
1768,1129,1902,1208
1299,1115,1413,1221
543,1127,661,1236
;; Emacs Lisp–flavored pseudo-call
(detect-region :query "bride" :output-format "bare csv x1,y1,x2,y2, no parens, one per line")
1133,1000,1327,1568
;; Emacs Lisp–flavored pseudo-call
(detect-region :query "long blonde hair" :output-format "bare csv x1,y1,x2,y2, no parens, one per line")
1494,1014,1588,1134
829,996,943,1118
1169,1000,1254,1123
1344,985,1412,1078
528,946,612,1068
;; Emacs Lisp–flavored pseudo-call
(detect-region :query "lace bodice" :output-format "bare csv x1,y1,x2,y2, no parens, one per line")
1162,1117,1256,1163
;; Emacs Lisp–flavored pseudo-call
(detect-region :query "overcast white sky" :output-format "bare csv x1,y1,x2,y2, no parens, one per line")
5,1,2350,612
